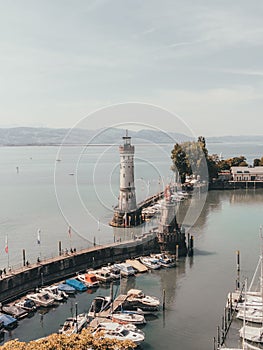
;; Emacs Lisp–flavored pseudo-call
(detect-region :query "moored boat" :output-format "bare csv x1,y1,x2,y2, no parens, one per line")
58,313,88,336
111,310,146,325
122,289,160,313
15,298,37,312
57,283,76,295
76,273,100,288
239,325,263,344
237,308,263,324
139,256,161,270
65,278,87,292
150,253,176,268
114,263,136,277
1,304,28,319
92,321,145,346
101,265,121,280
26,291,55,307
87,269,112,283
0,313,18,330
41,285,68,301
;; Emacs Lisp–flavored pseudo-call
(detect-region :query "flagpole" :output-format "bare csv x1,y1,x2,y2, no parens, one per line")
5,235,9,269
37,229,41,260
68,226,72,251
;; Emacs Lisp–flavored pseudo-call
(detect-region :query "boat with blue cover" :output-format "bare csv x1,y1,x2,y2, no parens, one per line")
65,278,87,292
57,283,76,294
0,313,18,329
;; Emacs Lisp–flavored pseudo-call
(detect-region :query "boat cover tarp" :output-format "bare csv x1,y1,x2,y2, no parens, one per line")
65,279,87,292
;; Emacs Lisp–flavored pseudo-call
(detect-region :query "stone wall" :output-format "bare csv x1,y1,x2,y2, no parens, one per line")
0,235,159,303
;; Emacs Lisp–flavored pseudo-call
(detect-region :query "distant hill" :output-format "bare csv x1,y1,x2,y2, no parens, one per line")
206,135,263,143
0,127,192,146
0,127,261,146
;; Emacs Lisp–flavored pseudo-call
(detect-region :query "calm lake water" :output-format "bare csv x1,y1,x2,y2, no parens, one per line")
0,142,262,349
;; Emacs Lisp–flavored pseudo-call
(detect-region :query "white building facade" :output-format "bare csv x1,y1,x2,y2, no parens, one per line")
231,166,263,181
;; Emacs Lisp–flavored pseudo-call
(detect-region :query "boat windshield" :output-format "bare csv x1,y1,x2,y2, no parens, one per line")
120,329,129,336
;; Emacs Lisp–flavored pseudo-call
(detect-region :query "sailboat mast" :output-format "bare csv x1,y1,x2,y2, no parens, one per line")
259,226,263,300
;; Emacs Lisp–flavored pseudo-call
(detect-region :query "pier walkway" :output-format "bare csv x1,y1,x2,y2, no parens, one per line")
0,232,158,303
138,190,164,209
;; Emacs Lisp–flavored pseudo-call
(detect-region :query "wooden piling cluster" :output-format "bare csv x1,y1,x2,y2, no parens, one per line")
213,250,243,349
213,298,235,350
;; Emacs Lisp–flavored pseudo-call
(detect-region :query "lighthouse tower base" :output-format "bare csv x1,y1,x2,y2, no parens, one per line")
110,207,144,227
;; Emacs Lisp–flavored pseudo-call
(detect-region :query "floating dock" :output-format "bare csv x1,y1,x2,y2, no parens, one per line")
126,259,148,273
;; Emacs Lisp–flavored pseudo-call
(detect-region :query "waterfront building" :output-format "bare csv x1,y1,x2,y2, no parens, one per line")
110,131,143,227
231,166,263,182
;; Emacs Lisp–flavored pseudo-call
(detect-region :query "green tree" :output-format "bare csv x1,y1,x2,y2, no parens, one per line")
171,143,190,183
226,156,248,167
171,137,210,183
253,157,263,166
254,158,261,166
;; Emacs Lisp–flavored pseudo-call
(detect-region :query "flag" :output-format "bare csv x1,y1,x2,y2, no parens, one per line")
37,229,41,245
68,226,72,238
97,219,100,231
5,235,8,254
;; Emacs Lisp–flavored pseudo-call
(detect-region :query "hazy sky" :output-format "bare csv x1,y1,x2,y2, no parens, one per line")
0,0,263,136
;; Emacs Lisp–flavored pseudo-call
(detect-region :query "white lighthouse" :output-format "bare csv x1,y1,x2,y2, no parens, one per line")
110,131,142,227
118,131,137,212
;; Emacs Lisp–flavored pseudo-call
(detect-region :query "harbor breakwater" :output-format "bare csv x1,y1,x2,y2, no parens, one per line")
0,233,159,303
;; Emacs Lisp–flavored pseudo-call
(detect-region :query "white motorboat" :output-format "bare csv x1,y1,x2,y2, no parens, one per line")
150,253,176,268
127,289,160,307
39,286,65,302
114,263,136,277
92,321,145,345
123,289,160,312
58,313,88,336
42,285,68,300
111,311,146,325
26,291,55,307
76,273,100,288
1,304,28,319
14,298,37,312
102,265,121,280
87,269,112,283
139,256,161,270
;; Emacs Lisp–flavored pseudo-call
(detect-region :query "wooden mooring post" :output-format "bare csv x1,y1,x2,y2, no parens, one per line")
236,250,240,290
58,241,62,256
176,244,179,261
162,289,166,311
22,249,26,267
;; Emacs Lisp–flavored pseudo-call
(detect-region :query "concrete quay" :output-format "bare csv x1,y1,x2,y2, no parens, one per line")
0,233,159,304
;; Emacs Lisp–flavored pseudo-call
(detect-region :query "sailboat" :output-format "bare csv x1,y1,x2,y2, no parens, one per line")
219,280,261,350
239,227,263,346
